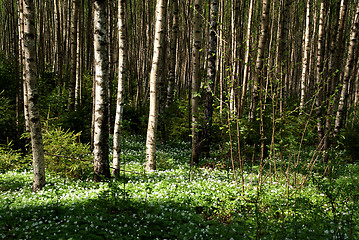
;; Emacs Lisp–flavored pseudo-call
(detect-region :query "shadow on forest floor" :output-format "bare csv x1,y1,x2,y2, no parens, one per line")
1,168,359,240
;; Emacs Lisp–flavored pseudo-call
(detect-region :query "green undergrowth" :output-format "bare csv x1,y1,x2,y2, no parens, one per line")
1,137,359,239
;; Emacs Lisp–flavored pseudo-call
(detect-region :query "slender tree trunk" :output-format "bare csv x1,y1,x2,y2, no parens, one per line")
299,0,310,113
165,0,179,108
320,0,344,155
19,0,30,132
315,0,325,140
93,0,110,181
218,0,224,117
278,0,292,116
249,0,270,122
329,0,348,91
145,0,167,171
239,0,253,115
158,4,168,144
191,0,201,167
68,0,79,110
36,0,44,73
75,0,83,110
11,0,20,129
229,0,237,116
107,0,114,134
55,0,63,91
112,0,126,177
23,0,46,192
334,3,359,137
87,0,94,72
203,0,218,158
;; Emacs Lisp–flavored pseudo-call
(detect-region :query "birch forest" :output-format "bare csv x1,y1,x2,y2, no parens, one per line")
0,0,359,239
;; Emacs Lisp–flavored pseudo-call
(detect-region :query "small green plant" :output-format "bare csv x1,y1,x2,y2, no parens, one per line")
0,142,30,173
23,126,93,179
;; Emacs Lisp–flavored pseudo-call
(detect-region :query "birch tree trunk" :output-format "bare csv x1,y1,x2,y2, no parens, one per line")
165,0,179,108
74,19,82,110
11,0,20,128
277,0,292,116
191,0,201,167
218,0,224,117
203,0,218,158
249,0,270,122
19,0,30,132
299,0,310,113
322,0,347,155
328,0,348,92
55,0,63,91
112,0,126,177
68,0,79,110
315,0,325,140
145,0,166,171
23,0,46,192
93,0,110,181
75,0,83,110
229,0,237,116
239,0,253,115
334,3,359,137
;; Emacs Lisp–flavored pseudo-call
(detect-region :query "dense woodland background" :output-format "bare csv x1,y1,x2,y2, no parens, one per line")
1,0,359,238
0,0,359,186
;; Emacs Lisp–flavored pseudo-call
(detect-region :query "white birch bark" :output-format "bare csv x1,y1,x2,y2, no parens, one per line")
249,0,270,122
191,0,201,166
334,3,359,137
218,0,224,117
93,0,110,181
275,0,292,116
145,0,166,171
19,0,30,132
229,0,237,116
203,0,218,158
299,0,310,113
113,0,126,177
23,0,46,192
75,10,82,110
315,0,325,139
323,0,348,153
165,0,179,108
68,0,78,110
239,0,253,114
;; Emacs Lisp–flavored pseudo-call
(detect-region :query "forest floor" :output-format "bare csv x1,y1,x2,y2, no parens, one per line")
0,137,358,239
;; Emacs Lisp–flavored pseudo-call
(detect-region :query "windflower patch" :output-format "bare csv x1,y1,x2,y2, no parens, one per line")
1,138,358,239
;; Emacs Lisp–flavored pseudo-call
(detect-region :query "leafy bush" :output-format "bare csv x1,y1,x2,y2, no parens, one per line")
0,143,31,173
41,126,93,179
37,78,93,143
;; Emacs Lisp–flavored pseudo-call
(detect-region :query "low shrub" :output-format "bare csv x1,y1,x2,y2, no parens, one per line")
40,126,93,179
0,143,31,173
